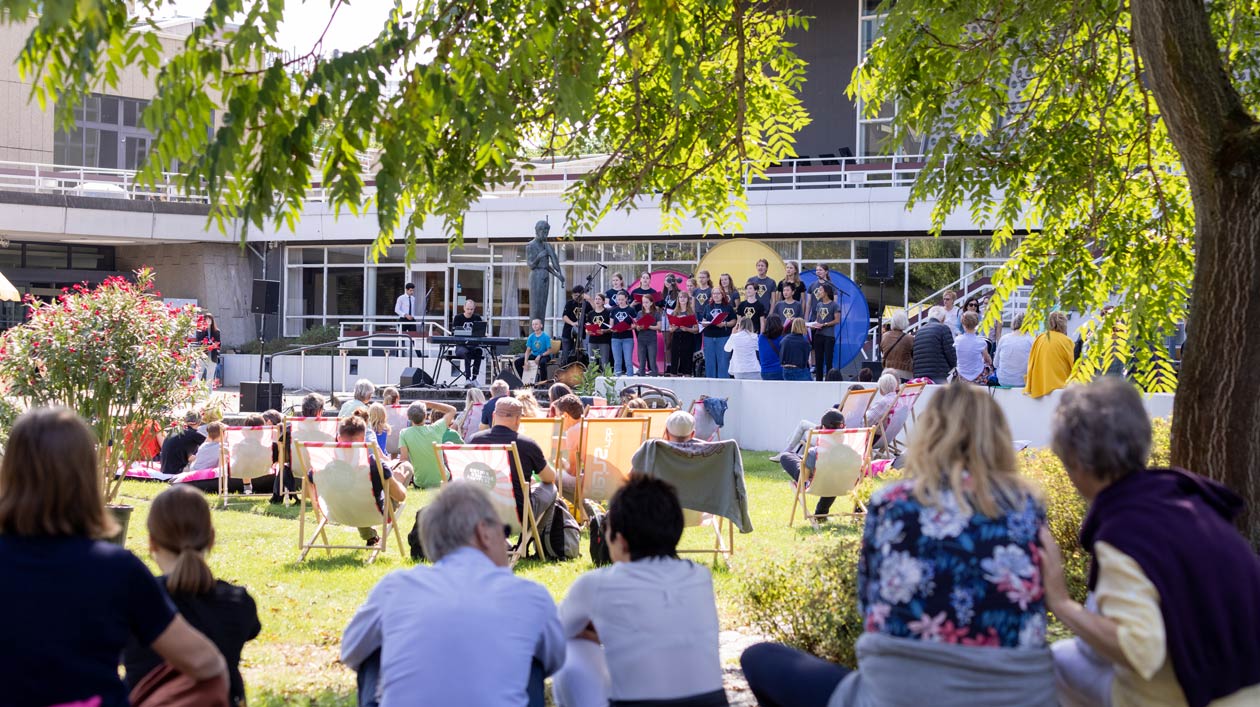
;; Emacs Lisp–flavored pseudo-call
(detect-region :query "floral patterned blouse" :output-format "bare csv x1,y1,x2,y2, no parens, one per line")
857,477,1048,649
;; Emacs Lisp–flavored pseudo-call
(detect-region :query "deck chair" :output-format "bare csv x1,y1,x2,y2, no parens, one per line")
689,399,722,442
433,443,544,566
631,439,752,559
574,417,649,519
838,387,877,430
383,404,410,456
584,405,623,419
789,426,875,528
217,425,279,508
296,441,404,563
629,407,678,440
876,381,927,457
287,416,341,508
518,417,562,469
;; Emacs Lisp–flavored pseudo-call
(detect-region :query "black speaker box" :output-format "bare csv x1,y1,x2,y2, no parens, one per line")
866,241,896,281
496,369,524,390
251,279,280,315
399,367,434,388
240,381,284,412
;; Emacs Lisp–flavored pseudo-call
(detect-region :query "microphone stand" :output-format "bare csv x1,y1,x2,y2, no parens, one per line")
574,264,605,366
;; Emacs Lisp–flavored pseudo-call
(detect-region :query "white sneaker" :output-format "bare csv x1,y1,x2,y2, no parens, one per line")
769,452,784,462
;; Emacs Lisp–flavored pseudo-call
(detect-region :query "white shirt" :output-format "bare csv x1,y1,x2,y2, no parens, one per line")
341,547,564,707
993,332,1034,387
188,440,220,471
394,293,416,318
559,557,723,701
953,332,989,381
723,330,760,374
944,307,962,336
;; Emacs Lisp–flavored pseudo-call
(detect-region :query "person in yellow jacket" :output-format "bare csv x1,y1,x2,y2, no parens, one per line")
1025,311,1075,398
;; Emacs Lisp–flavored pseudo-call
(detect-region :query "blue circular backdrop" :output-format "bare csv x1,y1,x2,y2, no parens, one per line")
800,271,870,370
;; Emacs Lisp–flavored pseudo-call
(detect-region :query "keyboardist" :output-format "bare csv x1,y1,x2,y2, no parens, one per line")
451,299,484,382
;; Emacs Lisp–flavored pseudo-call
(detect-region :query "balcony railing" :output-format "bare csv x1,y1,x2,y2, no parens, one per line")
0,154,933,205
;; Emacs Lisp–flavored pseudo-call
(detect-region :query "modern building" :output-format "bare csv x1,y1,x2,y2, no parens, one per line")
0,2,1022,353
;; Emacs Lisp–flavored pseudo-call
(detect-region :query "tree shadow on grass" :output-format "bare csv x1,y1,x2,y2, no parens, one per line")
251,688,355,707
283,552,392,572
212,497,306,520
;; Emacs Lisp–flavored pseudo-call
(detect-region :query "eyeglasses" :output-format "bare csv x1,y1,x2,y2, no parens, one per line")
502,523,512,538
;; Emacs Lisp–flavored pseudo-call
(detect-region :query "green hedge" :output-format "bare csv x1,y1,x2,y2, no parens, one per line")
238,325,342,355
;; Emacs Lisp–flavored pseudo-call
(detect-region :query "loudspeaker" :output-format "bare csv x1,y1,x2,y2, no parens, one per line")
866,241,896,281
251,279,280,315
240,381,284,412
495,369,524,390
399,367,434,388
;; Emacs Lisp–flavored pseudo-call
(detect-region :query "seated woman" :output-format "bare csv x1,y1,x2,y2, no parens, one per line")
954,311,993,384
0,407,226,707
777,410,845,518
124,485,261,707
1025,311,1074,398
742,383,1056,707
553,474,727,707
1041,378,1260,707
864,373,900,429
552,394,587,497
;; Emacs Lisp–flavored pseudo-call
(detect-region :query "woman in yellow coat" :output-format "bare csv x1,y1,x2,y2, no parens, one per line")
1025,311,1075,397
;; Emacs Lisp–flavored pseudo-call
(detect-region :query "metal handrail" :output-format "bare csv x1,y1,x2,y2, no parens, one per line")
265,332,420,405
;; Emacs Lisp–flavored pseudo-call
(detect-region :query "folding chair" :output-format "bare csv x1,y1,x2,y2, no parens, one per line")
838,387,877,430
518,417,562,469
287,416,341,509
689,399,722,442
876,381,927,457
296,441,404,563
574,417,649,519
789,426,875,528
629,408,678,440
433,443,545,566
584,405,623,419
631,439,751,560
217,425,279,508
383,404,410,456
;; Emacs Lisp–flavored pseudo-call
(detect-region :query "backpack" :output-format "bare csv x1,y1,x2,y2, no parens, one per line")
586,503,613,567
534,499,581,561
406,507,426,562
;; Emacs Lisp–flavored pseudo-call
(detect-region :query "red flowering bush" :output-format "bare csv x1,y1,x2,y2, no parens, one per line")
0,268,205,502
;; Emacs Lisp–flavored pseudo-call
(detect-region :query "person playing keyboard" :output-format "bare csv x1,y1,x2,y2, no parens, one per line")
451,299,484,382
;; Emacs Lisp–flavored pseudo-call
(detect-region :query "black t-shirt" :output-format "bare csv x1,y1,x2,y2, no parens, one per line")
609,306,636,340
0,536,177,707
779,278,807,303
629,287,659,309
811,299,839,338
452,313,484,329
587,309,613,344
468,426,549,523
748,276,775,309
561,300,592,338
160,426,206,476
124,579,261,706
772,299,803,323
736,299,766,332
604,288,630,306
702,303,735,338
660,289,679,311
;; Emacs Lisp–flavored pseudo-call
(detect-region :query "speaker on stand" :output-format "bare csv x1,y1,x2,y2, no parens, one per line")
866,241,896,366
251,279,280,383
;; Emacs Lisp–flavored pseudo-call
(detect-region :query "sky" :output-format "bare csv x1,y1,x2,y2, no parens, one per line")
161,0,398,56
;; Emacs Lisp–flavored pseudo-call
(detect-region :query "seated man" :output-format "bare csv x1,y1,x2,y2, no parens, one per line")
662,410,707,450
480,379,512,431
468,397,558,532
342,482,564,706
553,474,726,707
451,299,485,382
337,415,407,547
778,410,845,517
398,399,457,489
159,409,205,477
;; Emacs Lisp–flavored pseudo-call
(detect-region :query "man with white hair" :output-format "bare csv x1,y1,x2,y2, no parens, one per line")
342,481,564,706
339,378,376,419
911,305,957,384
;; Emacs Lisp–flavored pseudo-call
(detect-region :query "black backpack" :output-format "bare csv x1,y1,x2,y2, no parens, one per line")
533,499,581,562
406,507,426,561
586,506,613,567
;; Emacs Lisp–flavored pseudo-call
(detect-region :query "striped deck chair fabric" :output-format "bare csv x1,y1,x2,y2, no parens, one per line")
217,425,278,507
383,404,410,456
576,417,649,505
791,426,875,527
433,443,543,565
838,387,877,429
288,416,339,474
584,405,623,419
297,441,403,563
878,381,928,456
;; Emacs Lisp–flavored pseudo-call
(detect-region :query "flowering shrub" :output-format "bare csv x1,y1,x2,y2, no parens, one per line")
0,268,206,502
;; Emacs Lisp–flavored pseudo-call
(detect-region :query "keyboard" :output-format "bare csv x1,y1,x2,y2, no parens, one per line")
430,336,512,347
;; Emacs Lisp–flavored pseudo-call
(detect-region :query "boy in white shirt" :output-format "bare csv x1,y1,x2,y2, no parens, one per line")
187,421,223,472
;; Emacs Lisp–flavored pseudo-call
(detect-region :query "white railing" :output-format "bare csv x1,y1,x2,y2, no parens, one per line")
335,320,448,354
0,153,934,204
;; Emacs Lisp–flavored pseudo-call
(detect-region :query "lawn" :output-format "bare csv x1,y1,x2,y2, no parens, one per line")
115,448,859,706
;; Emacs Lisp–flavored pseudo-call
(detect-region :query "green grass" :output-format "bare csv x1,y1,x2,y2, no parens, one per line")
116,449,855,705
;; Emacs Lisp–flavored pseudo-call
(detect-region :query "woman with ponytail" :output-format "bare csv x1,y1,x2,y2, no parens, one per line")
124,485,261,706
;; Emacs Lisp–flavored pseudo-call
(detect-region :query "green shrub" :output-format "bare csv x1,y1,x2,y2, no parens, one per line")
738,535,864,668
854,468,902,510
1019,448,1090,602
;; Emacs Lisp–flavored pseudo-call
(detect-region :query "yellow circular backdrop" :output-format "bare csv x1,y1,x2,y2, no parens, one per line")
696,239,786,291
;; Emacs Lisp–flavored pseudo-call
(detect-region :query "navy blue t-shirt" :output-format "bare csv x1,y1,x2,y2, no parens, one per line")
0,535,177,707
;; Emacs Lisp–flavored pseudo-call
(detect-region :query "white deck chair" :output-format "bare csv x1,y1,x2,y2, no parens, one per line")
876,381,927,457
584,405,623,419
383,404,410,456
689,399,722,442
296,441,404,563
575,417,649,520
790,426,875,528
838,387,877,430
434,443,544,566
217,425,278,508
629,408,678,440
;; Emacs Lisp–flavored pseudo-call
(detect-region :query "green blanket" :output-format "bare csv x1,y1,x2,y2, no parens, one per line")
630,439,753,533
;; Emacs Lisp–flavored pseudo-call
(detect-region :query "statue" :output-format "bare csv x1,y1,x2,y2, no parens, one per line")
526,220,565,324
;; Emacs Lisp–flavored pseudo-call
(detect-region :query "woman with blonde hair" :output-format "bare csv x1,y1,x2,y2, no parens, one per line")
1025,311,1075,398
367,402,391,453
515,389,543,418
0,407,227,707
454,387,486,440
777,260,806,306
742,383,1054,706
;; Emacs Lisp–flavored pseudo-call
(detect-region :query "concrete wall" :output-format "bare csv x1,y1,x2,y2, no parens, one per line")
117,242,258,346
787,0,860,159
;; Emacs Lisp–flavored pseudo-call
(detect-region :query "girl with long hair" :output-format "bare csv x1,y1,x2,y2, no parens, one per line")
586,292,614,369
455,387,487,440
669,289,700,376
367,403,391,453
718,272,738,303
700,288,736,378
808,281,841,381
778,261,806,306
197,313,222,388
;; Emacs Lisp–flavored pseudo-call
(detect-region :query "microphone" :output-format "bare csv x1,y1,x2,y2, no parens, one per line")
597,263,608,269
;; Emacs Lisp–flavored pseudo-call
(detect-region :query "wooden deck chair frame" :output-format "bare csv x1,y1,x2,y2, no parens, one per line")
573,417,649,522
217,424,281,508
518,417,562,469
629,407,679,440
877,381,927,457
680,509,737,560
433,442,545,566
789,426,875,528
838,387,877,430
295,439,404,564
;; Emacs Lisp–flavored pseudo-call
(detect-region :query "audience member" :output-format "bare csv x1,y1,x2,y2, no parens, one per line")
549,382,595,409
160,409,207,477
189,421,224,472
339,378,376,419
341,482,564,706
941,289,961,335
912,306,957,384
1026,311,1075,398
774,410,845,517
1043,379,1260,707
480,379,512,430
743,383,1055,706
516,389,543,418
367,403,391,452
779,318,812,381
954,311,993,384
381,386,401,406
880,310,914,382
399,400,458,489
857,367,874,383
123,486,261,706
759,314,785,381
553,394,586,496
337,415,408,546
456,386,486,440
865,373,899,428
993,313,1034,387
663,410,704,447
725,317,761,380
554,474,725,707
469,397,559,530
0,407,227,707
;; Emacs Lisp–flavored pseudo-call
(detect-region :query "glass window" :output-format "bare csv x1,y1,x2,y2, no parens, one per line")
373,268,406,317
70,247,107,270
451,244,492,260
100,96,119,125
650,242,697,262
560,241,602,262
603,242,649,262
965,236,1022,259
802,239,853,261
908,237,961,258
25,244,68,269
80,95,101,123
907,261,962,305
295,248,324,265
0,245,20,269
326,246,364,264
98,129,118,168
300,269,324,317
768,241,800,263
861,121,898,156
326,267,364,317
83,129,100,167
123,99,139,127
